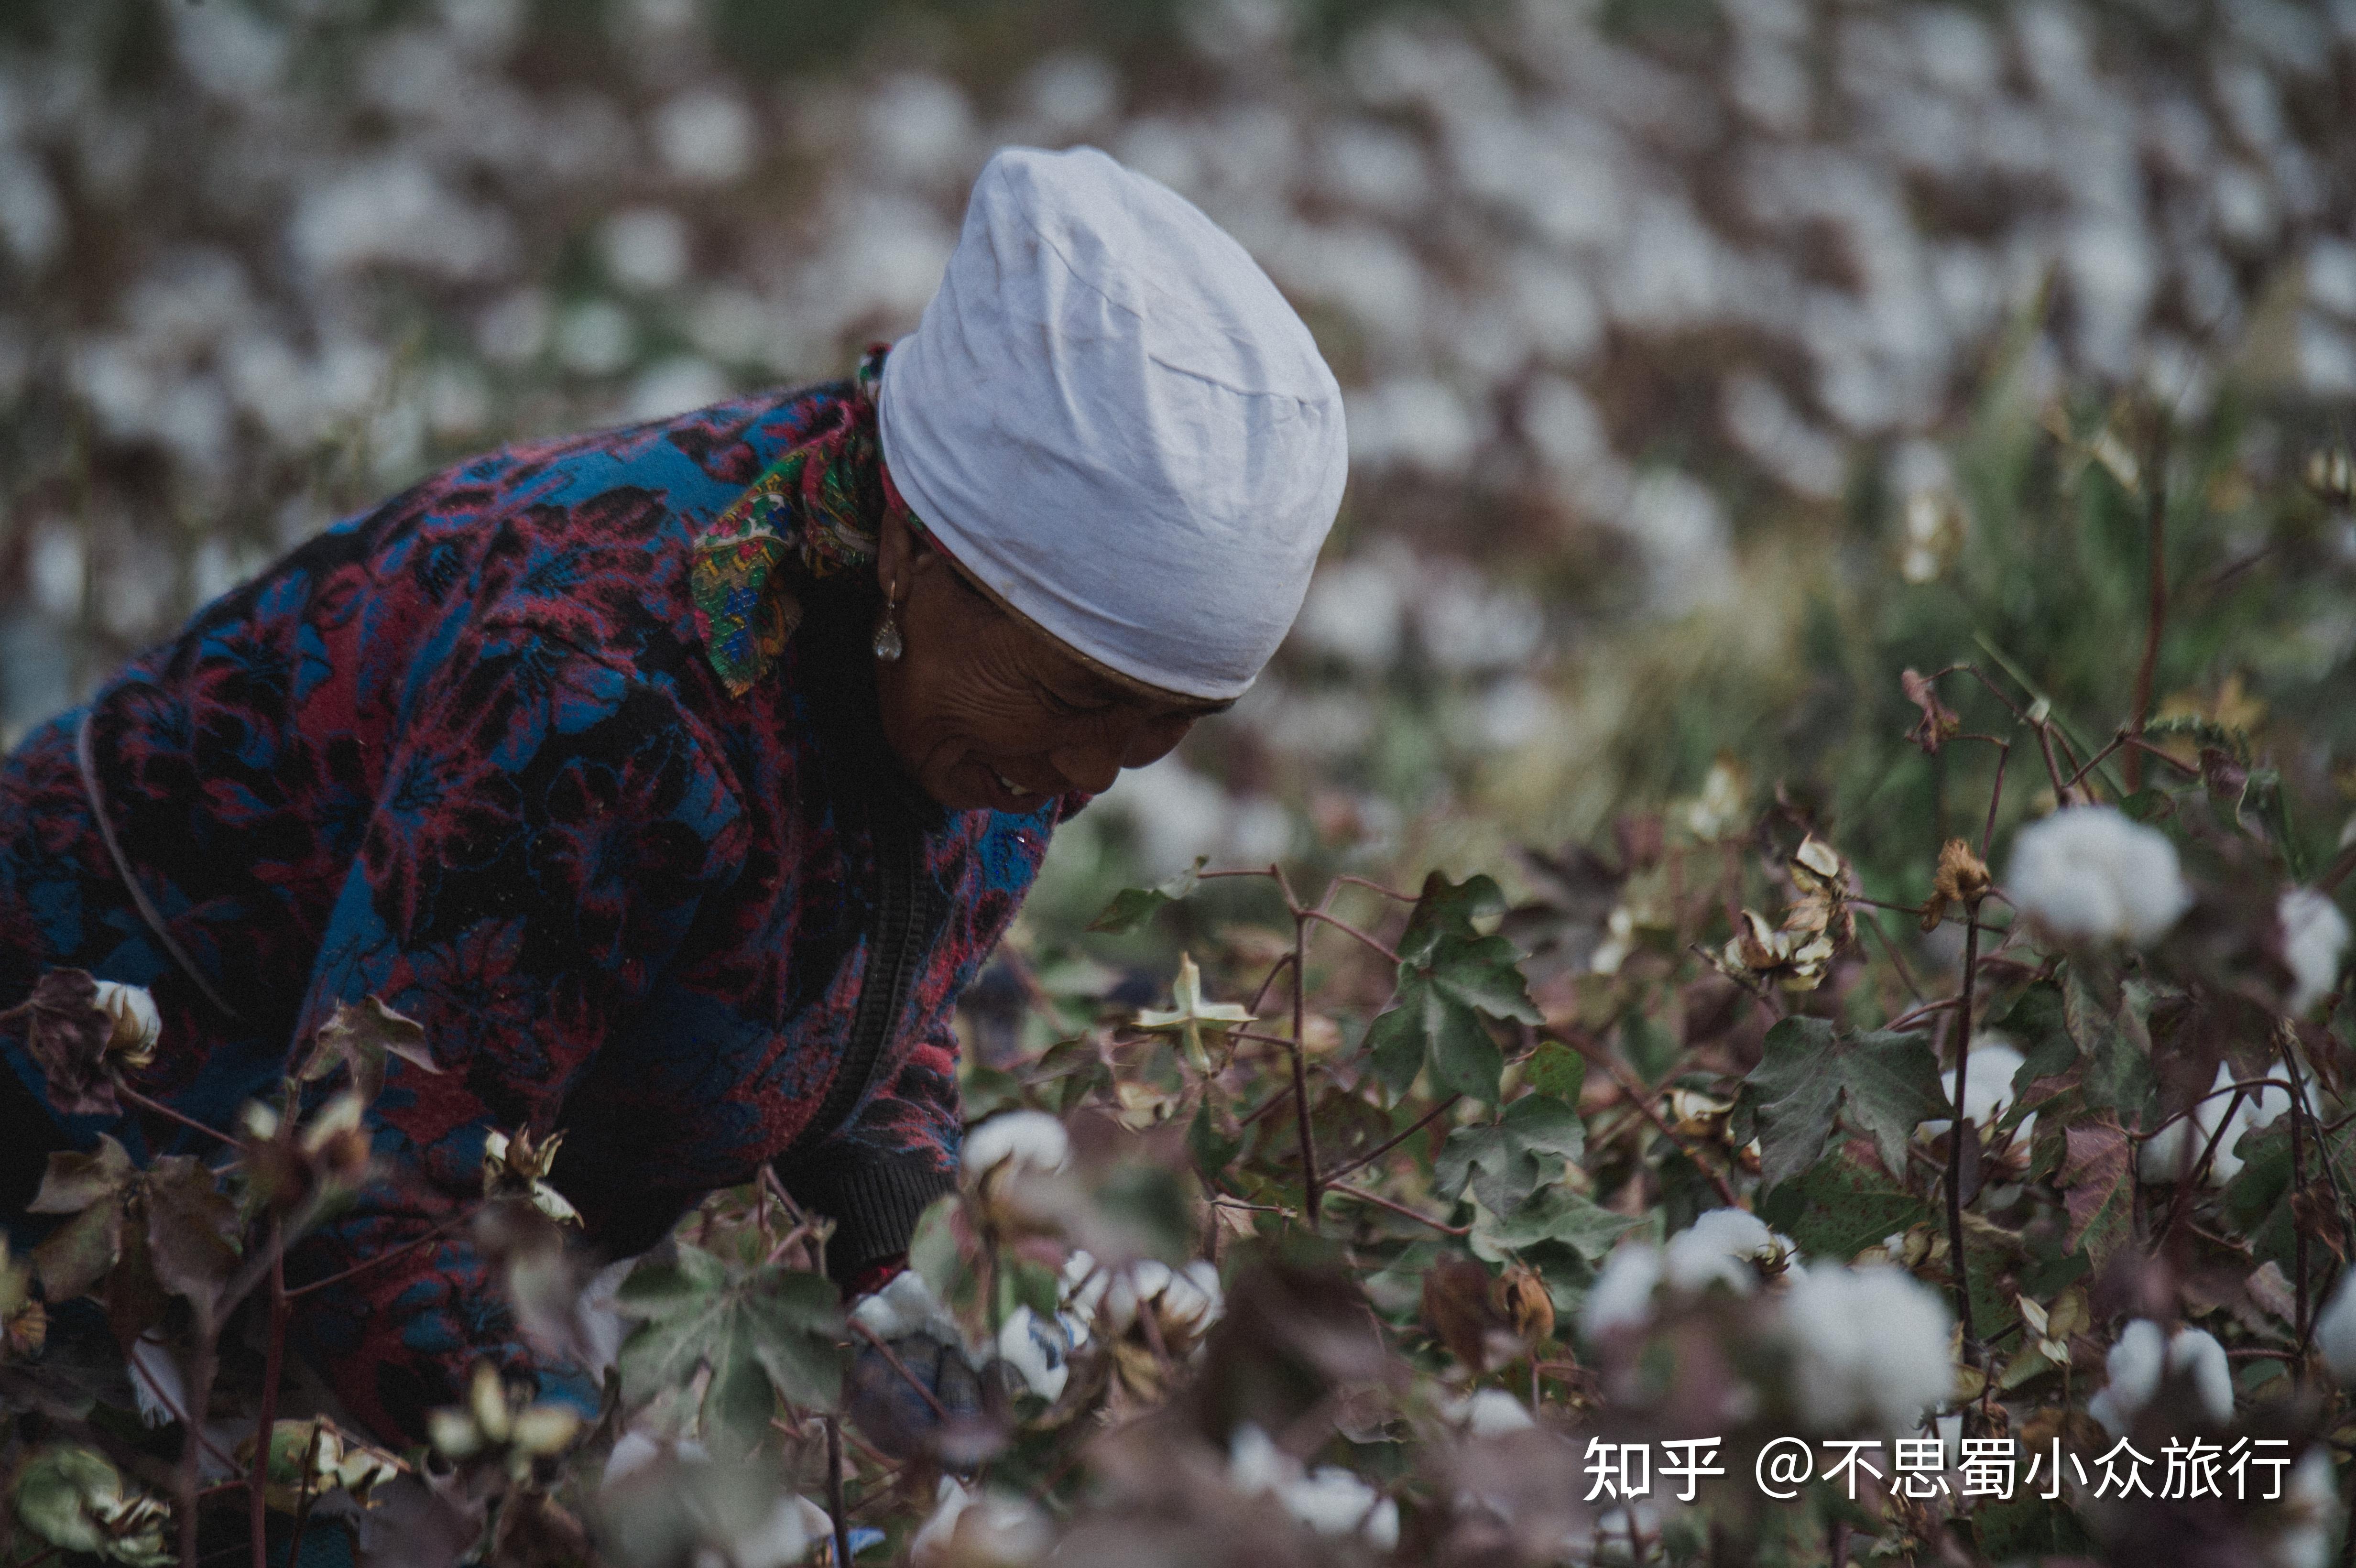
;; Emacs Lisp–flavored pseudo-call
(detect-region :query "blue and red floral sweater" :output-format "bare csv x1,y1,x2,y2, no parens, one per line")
0,370,1076,1441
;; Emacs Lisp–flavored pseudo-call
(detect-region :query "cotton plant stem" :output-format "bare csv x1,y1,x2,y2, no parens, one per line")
249,1227,286,1568
825,1416,853,1568
848,1319,950,1423
2157,1089,2247,1252
1323,1096,1462,1184
2294,1082,2311,1372
1323,1184,1470,1235
284,1207,474,1299
285,1422,325,1568
2126,429,2170,793
1945,908,1982,1363
1298,909,1400,965
177,1312,218,1568
1559,1032,1742,1210
1289,911,1321,1229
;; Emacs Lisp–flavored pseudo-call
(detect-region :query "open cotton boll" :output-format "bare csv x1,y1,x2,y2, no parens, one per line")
1778,1263,1955,1434
909,1477,1050,1567
851,1268,965,1347
2005,806,2191,946
90,980,162,1060
2089,1319,2232,1432
1661,1207,1790,1293
1581,1241,1664,1338
2280,887,2350,1015
996,1306,1069,1403
1283,1468,1400,1548
2316,1269,2356,1383
2137,1063,2289,1184
960,1110,1070,1183
1440,1387,1537,1436
1924,1037,2031,1142
2270,1447,2340,1568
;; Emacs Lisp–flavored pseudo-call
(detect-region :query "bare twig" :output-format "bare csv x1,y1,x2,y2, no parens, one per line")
249,1223,286,1568
1322,1096,1463,1184
1298,909,1401,966
1557,1032,1742,1209
285,1208,474,1299
825,1416,853,1568
2126,425,2170,792
1946,906,1982,1363
848,1319,950,1423
1323,1184,1470,1235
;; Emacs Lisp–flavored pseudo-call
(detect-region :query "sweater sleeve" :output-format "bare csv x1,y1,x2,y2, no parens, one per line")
282,623,745,1443
774,1019,962,1289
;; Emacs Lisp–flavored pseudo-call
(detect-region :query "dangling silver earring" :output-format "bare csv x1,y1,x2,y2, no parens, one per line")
872,587,904,662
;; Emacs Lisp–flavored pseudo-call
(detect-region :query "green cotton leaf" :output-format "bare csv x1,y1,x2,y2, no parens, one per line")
1524,1041,1585,1104
1472,1183,1641,1260
1757,1143,1931,1261
1365,876,1540,1105
1995,982,2072,1112
1434,1094,1586,1216
615,1245,845,1443
2064,969,2154,1117
27,1136,136,1216
1088,857,1209,934
1744,1018,1942,1190
1618,1011,1680,1087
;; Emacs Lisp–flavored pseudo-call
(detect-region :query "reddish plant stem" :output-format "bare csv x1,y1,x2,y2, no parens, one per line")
1331,873,1418,903
1981,741,2010,860
1860,912,1925,1004
1557,1033,1742,1209
825,1416,853,1568
2294,1078,2312,1373
177,1317,218,1568
1323,1184,1469,1235
1298,909,1400,965
249,1224,286,1568
116,1082,233,1147
2158,1089,2246,1254
1322,1096,1463,1184
2126,428,2170,793
1289,909,1321,1229
1945,906,1982,1364
284,1208,473,1299
285,1423,324,1568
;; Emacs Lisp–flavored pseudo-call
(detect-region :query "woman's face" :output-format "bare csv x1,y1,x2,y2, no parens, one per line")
870,512,1229,812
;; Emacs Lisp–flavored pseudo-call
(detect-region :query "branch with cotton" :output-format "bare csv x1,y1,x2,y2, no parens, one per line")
2138,1062,2290,1184
1580,1208,1798,1340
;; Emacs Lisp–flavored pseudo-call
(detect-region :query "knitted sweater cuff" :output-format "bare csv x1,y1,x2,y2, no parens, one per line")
774,1154,956,1288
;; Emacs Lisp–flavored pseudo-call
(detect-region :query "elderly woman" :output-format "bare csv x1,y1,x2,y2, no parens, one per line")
0,146,1345,1443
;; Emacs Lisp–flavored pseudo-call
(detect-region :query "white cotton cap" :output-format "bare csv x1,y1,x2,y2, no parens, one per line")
879,144,1349,701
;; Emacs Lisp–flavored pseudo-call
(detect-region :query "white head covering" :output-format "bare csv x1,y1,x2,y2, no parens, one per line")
877,145,1347,702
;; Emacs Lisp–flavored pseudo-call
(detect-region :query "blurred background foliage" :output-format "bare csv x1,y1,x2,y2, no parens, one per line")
0,0,2353,958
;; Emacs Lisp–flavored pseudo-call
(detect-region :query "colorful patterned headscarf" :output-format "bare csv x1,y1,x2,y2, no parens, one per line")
688,346,918,696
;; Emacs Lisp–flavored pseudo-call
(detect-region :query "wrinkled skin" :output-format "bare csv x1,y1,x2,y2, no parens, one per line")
872,511,1231,812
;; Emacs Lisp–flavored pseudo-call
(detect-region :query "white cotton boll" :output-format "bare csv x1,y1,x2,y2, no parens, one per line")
2273,1447,2338,1568
1779,1264,1955,1435
1293,556,1407,669
556,300,636,376
961,1110,1070,1183
89,980,162,1056
909,1478,1049,1566
1926,1039,2032,1142
2138,1063,2290,1185
1661,1208,1780,1294
996,1306,1068,1404
2092,1320,2232,1431
477,289,550,366
850,1269,961,1346
2317,1269,2356,1382
1228,1422,1294,1493
1582,1241,1664,1338
1283,1468,1398,1546
626,359,730,422
652,89,756,184
2005,807,2192,947
600,207,690,293
727,1493,813,1568
2280,888,2349,1015
1023,53,1120,134
1452,1388,1536,1436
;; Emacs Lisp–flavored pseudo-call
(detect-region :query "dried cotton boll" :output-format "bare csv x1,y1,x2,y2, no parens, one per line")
2088,1320,2232,1433
1777,1264,1954,1435
2280,887,2349,1014
2314,1270,2356,1383
2005,806,2192,947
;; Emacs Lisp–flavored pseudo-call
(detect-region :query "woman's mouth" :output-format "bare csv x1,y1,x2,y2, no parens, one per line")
992,768,1034,798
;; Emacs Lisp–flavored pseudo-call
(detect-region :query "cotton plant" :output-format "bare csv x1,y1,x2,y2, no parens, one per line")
1773,1263,1956,1437
2279,887,2351,1015
1227,1422,1401,1550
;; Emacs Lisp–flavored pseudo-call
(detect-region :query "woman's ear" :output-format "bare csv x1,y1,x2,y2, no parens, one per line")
875,509,923,601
